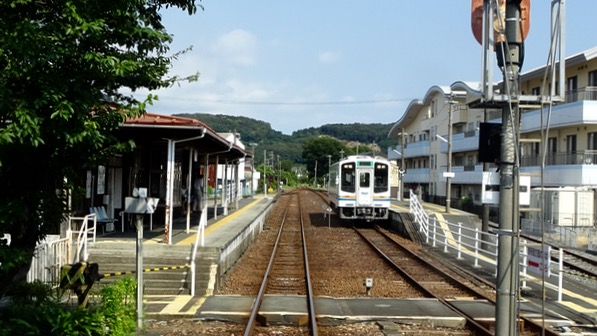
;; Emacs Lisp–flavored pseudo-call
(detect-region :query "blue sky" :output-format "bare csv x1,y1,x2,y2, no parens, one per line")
138,1,597,135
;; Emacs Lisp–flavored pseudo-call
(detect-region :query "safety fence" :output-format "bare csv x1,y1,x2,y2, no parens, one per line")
21,214,97,287
409,190,565,301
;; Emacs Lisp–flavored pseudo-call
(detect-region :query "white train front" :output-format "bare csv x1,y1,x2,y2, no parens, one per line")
328,155,393,221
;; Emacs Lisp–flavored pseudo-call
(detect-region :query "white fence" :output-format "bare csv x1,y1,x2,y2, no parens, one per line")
2,214,95,288
27,235,72,286
408,190,564,300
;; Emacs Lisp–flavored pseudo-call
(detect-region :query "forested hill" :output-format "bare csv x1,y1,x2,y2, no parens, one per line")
174,113,395,162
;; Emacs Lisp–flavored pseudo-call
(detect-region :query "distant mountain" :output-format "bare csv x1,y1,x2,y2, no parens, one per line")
174,113,395,163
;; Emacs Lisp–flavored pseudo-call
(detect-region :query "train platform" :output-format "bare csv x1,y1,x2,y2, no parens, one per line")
95,194,275,246
109,192,595,330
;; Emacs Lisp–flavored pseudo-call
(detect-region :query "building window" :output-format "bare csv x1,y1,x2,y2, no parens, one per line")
547,137,557,165
588,132,597,150
566,135,577,164
588,71,597,100
566,135,577,154
589,70,597,86
531,86,540,95
566,76,578,102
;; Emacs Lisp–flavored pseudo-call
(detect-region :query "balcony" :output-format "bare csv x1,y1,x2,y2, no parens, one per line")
565,86,597,103
403,140,430,158
521,151,597,166
522,97,597,133
437,165,484,185
520,150,597,186
403,168,430,184
438,131,480,153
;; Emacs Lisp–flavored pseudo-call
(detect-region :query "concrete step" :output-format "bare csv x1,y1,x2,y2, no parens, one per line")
85,242,220,296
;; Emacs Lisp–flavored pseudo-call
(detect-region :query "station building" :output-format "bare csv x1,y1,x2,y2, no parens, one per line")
387,46,597,228
74,112,252,243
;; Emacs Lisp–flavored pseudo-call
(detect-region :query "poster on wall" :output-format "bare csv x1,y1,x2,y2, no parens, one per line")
86,170,92,199
97,165,105,195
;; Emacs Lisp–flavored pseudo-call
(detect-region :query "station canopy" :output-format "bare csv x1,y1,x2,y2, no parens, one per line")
118,112,247,163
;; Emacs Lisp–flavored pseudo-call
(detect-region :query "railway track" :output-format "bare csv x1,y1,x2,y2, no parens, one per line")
244,191,318,336
355,224,561,336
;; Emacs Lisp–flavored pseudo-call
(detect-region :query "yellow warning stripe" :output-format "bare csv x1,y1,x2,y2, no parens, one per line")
101,265,190,278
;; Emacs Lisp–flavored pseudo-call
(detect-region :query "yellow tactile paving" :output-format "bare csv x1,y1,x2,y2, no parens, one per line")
177,199,262,245
559,300,597,314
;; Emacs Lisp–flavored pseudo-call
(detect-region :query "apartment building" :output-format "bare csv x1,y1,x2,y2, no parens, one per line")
388,46,597,226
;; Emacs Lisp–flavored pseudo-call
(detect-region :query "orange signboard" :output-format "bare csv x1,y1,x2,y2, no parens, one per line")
471,0,530,46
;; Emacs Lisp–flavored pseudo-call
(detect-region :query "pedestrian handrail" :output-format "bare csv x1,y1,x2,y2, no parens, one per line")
189,214,207,296
67,213,96,262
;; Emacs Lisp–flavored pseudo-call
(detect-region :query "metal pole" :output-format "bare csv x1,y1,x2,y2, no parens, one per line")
327,155,332,190
401,130,406,201
135,215,144,331
250,143,256,197
314,160,318,187
446,99,453,213
263,150,267,198
495,1,522,335
482,109,491,250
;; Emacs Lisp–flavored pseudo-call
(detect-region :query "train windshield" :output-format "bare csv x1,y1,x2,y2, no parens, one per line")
340,163,355,192
374,163,389,192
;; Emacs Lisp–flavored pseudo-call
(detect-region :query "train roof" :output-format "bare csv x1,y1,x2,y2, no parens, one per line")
336,155,390,163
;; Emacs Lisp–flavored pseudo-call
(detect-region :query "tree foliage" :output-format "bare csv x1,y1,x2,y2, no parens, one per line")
178,113,394,166
301,136,347,183
0,0,199,295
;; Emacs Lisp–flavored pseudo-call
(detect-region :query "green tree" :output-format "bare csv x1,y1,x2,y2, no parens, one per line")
0,0,199,295
302,136,347,184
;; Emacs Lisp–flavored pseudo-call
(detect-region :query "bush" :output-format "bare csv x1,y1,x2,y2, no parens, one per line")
99,277,137,335
0,278,138,336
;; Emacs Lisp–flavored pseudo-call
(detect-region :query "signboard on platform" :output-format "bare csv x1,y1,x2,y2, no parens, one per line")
481,172,530,205
527,245,551,277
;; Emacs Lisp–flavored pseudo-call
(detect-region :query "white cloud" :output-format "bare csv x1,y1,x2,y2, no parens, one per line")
318,51,341,64
211,29,257,66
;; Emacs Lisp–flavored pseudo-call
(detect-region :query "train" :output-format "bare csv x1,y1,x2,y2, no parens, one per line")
327,155,394,221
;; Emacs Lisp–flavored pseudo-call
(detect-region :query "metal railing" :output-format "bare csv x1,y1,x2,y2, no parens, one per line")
27,235,72,287
67,214,97,262
409,190,564,299
565,86,597,103
189,204,208,296
520,150,597,167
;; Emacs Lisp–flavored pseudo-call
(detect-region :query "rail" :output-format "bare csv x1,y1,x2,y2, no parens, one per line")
244,192,317,336
354,226,493,336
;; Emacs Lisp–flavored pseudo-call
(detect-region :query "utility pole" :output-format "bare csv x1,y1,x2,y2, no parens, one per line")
446,98,453,213
277,154,281,192
495,1,523,335
401,129,406,202
263,149,267,198
327,155,332,190
314,160,317,187
250,143,257,197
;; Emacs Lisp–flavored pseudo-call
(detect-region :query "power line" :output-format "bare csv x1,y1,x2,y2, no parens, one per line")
153,96,413,106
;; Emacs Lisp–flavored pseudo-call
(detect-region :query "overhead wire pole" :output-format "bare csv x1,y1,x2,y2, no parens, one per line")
495,1,524,335
445,97,453,213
